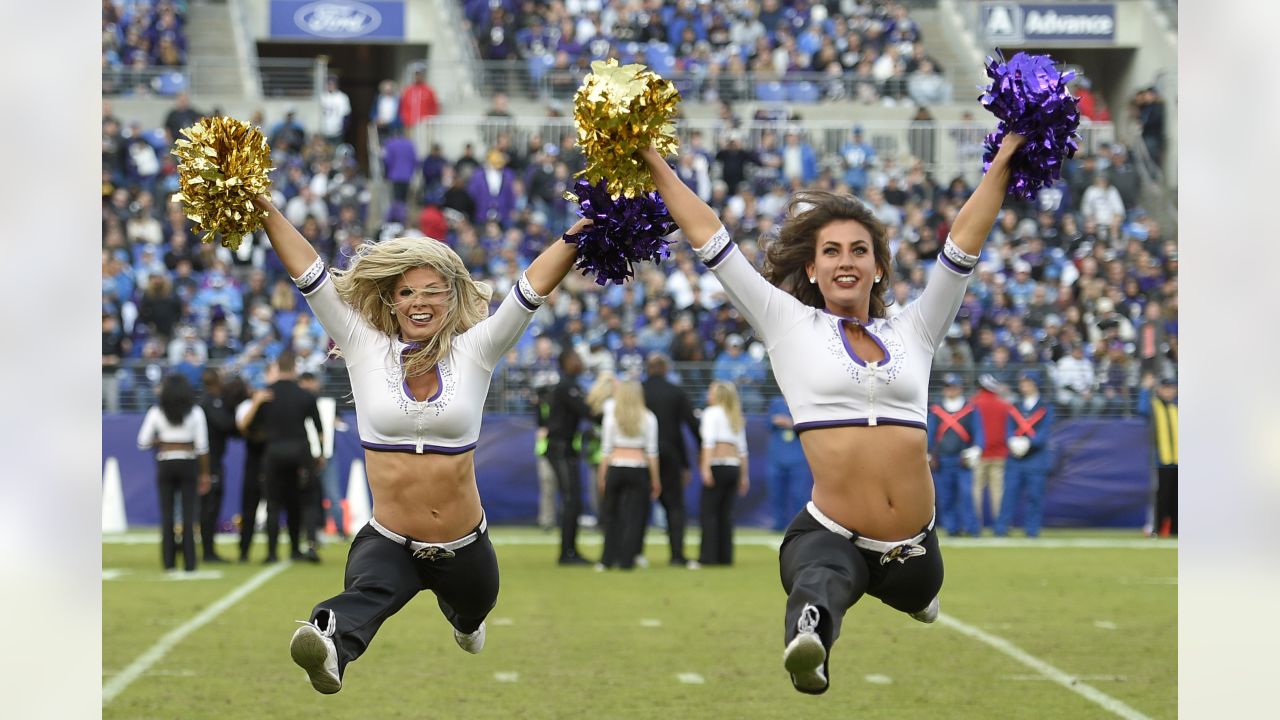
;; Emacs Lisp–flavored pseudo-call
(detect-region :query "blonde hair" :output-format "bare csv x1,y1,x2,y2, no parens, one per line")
586,371,616,414
613,380,646,438
709,381,744,433
330,237,493,377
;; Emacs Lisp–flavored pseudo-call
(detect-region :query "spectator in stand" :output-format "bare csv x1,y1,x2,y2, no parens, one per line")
380,126,419,209
907,60,950,106
1055,342,1103,417
1080,173,1125,242
839,126,875,195
1135,86,1166,169
468,149,518,227
996,370,1055,538
103,311,131,414
399,67,440,130
320,75,352,146
1136,373,1177,536
163,92,201,145
370,80,401,138
269,108,307,156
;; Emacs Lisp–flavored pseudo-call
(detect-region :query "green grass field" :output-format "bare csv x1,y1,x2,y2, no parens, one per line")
103,529,1176,719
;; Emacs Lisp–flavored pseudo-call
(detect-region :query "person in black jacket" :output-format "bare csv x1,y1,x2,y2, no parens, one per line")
198,368,236,563
239,351,322,563
641,353,702,567
545,348,596,565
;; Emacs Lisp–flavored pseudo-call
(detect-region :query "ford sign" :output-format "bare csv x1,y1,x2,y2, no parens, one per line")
294,1,383,39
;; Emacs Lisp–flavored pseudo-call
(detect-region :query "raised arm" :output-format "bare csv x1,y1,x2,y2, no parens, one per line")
252,196,320,278
948,133,1026,257
525,217,592,296
639,147,722,249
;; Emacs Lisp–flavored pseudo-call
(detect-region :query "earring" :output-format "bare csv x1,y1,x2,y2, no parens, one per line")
808,276,816,284
874,275,882,283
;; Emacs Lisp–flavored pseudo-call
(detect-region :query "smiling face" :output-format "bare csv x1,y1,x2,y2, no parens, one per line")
806,219,882,319
391,266,451,342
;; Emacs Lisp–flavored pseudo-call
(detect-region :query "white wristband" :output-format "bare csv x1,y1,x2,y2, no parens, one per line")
694,226,733,265
516,273,547,307
941,236,979,270
292,257,326,291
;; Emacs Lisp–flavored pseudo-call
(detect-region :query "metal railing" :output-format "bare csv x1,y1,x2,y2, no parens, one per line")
473,59,972,107
415,115,1116,188
103,359,1158,420
102,57,322,98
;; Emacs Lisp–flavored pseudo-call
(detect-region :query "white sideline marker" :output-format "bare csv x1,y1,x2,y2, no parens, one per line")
640,618,662,627
864,674,893,685
1094,620,1118,630
102,563,289,704
938,612,1153,720
676,673,705,685
102,569,129,581
494,672,519,683
491,617,514,626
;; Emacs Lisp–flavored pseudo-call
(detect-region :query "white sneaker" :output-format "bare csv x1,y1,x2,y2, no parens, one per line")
633,555,650,569
290,612,341,694
685,560,701,570
910,596,939,624
454,621,486,654
783,604,828,694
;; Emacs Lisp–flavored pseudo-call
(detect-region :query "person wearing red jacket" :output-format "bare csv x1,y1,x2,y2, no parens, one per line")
971,374,1012,534
399,67,439,129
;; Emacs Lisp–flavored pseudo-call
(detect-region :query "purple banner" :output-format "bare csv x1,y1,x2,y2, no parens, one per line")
104,415,1153,529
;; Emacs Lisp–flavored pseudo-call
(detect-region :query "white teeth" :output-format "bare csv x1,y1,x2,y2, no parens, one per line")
836,276,856,283
410,313,432,322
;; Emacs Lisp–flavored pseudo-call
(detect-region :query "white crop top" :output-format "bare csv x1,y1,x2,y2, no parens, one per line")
137,406,209,461
294,258,544,454
696,226,975,432
600,404,659,458
700,405,749,454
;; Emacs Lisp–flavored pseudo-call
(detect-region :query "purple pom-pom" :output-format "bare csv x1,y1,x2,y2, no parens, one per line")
563,179,677,285
979,52,1081,200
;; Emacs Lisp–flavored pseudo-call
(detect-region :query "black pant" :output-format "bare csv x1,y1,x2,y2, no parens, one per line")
1155,465,1177,536
199,463,225,559
779,509,942,653
239,441,265,561
547,441,585,559
654,454,689,562
157,459,199,571
699,465,740,565
601,467,650,569
264,440,309,559
312,521,498,677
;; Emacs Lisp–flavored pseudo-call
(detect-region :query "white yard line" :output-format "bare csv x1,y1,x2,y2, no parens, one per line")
938,612,1153,720
676,673,705,684
102,563,289,705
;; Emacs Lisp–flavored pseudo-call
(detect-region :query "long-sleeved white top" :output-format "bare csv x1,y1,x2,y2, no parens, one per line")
293,257,543,454
137,406,209,461
599,405,660,459
695,226,975,432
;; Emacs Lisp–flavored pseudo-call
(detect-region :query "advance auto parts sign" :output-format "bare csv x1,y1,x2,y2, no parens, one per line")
270,0,405,41
982,3,1115,44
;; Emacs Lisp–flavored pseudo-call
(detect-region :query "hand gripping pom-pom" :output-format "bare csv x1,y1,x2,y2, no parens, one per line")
563,179,677,286
573,58,681,199
978,52,1081,200
170,116,273,250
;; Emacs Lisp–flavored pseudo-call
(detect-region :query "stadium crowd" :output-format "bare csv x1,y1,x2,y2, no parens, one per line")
102,88,1178,422
102,0,188,95
465,0,955,105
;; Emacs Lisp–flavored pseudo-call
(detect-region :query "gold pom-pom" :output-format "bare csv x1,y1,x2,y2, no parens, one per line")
573,58,681,198
170,117,273,251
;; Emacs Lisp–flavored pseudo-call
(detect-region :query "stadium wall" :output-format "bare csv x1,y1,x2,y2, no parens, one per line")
103,413,1156,531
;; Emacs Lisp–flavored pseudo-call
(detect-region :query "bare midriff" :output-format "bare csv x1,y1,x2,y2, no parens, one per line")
706,440,741,461
799,424,933,541
363,449,483,542
610,447,649,464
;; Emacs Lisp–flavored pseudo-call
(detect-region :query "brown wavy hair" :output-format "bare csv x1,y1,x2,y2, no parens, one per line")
763,190,893,318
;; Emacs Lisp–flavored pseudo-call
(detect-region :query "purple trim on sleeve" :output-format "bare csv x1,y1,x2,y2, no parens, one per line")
513,285,539,312
793,417,927,433
937,253,974,276
300,271,331,295
360,440,478,455
706,242,736,268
